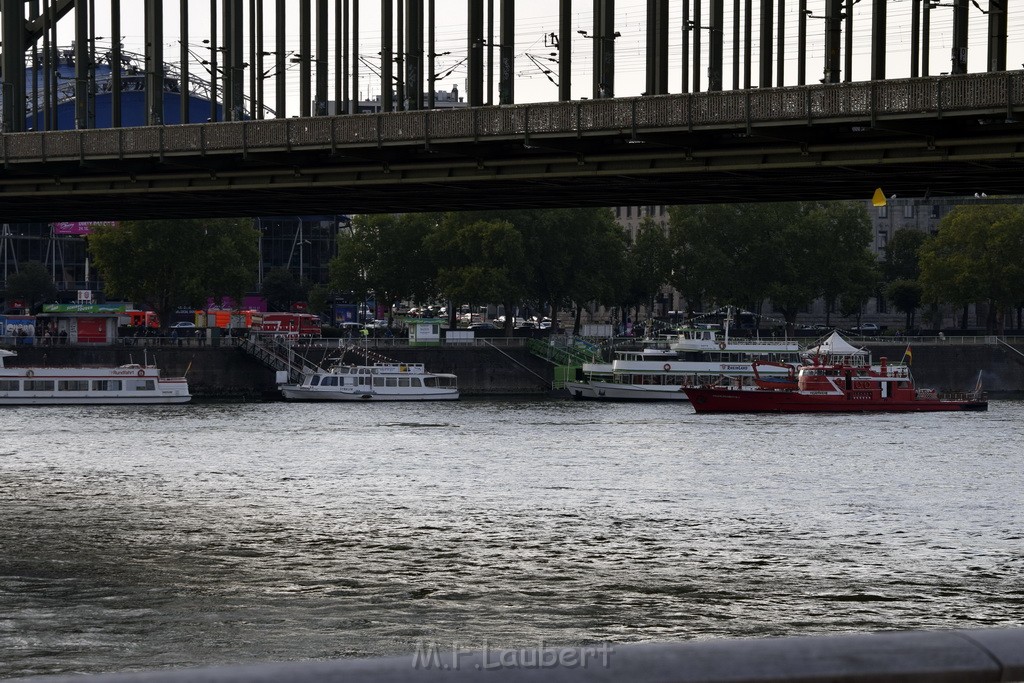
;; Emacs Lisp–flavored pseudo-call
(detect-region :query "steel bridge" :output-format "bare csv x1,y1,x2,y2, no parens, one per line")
0,1,1020,220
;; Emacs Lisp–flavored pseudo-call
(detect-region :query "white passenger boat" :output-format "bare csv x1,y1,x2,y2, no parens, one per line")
280,362,459,401
0,349,191,405
564,323,802,401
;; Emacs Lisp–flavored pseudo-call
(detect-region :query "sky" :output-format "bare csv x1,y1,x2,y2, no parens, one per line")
49,0,1024,114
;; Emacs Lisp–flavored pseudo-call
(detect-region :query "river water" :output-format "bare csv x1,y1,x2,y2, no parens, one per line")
2,398,1023,678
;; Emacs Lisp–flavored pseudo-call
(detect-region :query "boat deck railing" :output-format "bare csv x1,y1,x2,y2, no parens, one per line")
20,628,1023,683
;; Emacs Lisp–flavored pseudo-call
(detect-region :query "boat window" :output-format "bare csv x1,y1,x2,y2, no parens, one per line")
399,377,411,387
24,380,56,391
359,377,370,386
386,378,398,387
322,376,338,386
58,380,90,391
0,380,19,391
310,375,321,386
411,378,422,387
373,377,385,387
423,377,436,387
92,380,122,391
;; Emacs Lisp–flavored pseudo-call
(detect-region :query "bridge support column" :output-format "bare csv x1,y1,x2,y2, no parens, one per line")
558,0,571,101
74,0,89,128
759,0,772,87
823,0,842,83
910,0,920,77
986,0,1006,72
111,0,121,126
144,0,163,125
223,0,244,121
406,0,424,109
1,0,26,132
180,0,190,123
692,0,701,92
498,0,513,104
276,0,286,117
733,0,741,88
593,0,615,98
871,0,885,79
708,0,724,91
467,0,483,106
350,0,359,114
382,0,393,111
952,0,969,74
299,0,312,115
316,0,329,115
645,0,669,95
797,0,806,84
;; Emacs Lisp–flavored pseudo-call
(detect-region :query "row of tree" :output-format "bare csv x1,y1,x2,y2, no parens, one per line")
7,203,1018,335
326,202,881,333
892,205,1024,333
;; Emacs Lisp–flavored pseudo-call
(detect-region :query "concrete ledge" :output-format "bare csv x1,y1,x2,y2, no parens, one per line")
11,628,1022,683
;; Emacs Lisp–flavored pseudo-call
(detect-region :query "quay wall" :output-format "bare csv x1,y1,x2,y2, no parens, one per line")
865,342,1024,394
6,344,553,398
6,341,1024,398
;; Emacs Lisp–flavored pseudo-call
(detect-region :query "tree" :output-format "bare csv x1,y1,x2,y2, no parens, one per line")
884,228,930,282
812,202,875,326
622,218,671,331
328,213,438,326
887,278,923,330
4,261,58,312
425,216,529,335
260,267,306,311
919,205,1024,333
88,218,259,326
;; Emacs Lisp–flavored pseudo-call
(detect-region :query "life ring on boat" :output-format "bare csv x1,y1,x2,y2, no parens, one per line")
718,341,727,350
25,369,33,377
137,369,145,377
663,363,672,372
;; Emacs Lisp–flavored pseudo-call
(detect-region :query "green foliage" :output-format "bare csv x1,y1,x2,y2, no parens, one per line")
919,205,1024,332
668,201,877,327
260,267,306,311
426,216,528,333
3,261,58,311
886,278,924,329
884,229,930,282
328,213,438,323
88,218,259,325
623,218,671,314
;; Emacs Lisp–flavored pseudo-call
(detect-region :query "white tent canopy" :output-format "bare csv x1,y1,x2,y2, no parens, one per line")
808,331,868,359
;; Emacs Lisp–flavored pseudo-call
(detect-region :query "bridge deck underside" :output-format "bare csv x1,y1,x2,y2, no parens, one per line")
2,74,1023,220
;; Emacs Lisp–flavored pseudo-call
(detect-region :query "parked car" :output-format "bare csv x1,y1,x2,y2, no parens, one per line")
170,322,196,329
853,323,881,335
468,322,498,330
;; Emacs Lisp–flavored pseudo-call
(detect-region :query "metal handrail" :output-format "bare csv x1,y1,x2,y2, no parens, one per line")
17,628,1022,683
4,71,1021,163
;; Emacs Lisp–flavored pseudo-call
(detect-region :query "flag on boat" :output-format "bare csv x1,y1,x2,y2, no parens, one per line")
902,345,913,365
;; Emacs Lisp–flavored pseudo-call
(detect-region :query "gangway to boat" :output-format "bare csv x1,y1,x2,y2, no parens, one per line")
237,335,318,384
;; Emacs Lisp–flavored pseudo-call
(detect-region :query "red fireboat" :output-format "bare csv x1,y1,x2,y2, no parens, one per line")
684,332,988,413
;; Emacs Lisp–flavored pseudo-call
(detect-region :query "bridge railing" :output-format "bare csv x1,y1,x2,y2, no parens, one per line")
19,628,1023,683
3,71,1021,164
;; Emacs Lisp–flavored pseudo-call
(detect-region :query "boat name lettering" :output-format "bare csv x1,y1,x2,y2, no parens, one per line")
719,365,751,371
